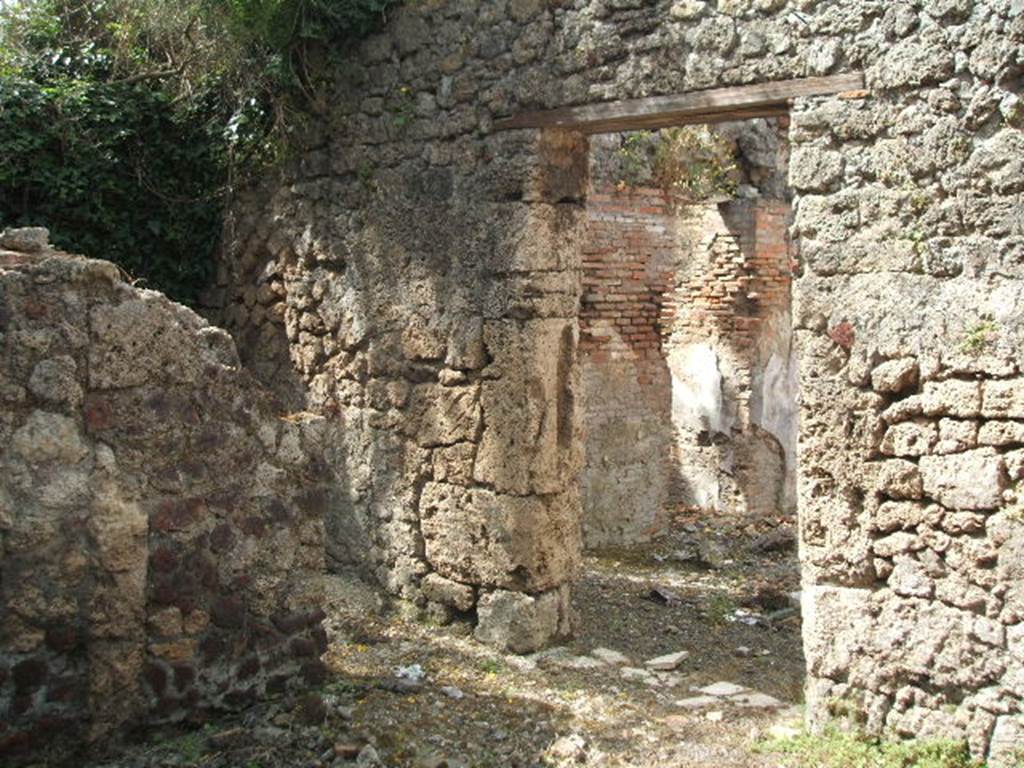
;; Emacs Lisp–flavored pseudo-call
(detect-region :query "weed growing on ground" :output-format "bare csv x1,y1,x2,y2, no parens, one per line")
754,728,987,768
705,592,738,624
478,658,507,675
164,729,205,764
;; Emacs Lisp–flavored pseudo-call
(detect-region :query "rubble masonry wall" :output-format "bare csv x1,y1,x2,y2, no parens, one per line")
205,0,1023,760
0,234,329,762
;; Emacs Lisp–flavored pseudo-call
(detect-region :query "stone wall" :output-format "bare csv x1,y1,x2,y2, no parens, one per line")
209,0,1024,759
210,125,589,652
0,231,328,762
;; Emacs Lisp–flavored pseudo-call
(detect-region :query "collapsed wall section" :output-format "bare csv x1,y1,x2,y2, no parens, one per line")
0,231,328,762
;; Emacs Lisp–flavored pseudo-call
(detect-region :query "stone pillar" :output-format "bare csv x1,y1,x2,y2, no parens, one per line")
458,129,590,651
219,122,591,652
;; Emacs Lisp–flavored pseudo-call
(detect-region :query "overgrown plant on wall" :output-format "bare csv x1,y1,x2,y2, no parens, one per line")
613,126,739,204
0,0,398,303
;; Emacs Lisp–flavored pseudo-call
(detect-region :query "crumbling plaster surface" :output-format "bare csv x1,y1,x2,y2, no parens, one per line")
208,0,1024,759
0,232,329,762
665,198,797,519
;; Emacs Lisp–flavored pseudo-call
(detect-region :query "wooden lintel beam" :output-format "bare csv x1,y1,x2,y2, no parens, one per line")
494,72,865,134
575,103,792,135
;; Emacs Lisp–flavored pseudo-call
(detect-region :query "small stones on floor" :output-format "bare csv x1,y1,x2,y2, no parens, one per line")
591,647,631,666
725,608,762,626
559,654,607,670
415,754,465,768
439,685,464,700
334,743,364,760
646,585,684,605
620,666,654,684
529,646,571,666
355,744,382,766
379,677,422,694
705,710,724,722
506,654,538,673
697,539,728,569
548,733,588,763
295,693,329,725
750,528,796,554
206,727,246,749
395,663,426,682
767,607,799,624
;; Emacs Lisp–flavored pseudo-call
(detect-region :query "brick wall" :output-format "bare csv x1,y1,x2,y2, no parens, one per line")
579,187,675,367
579,187,796,546
579,188,677,546
667,201,792,357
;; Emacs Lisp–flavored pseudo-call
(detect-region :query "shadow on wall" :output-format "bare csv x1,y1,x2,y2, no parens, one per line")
665,196,798,522
209,128,590,649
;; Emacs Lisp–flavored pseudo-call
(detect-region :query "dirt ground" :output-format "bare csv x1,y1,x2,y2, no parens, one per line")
83,514,804,768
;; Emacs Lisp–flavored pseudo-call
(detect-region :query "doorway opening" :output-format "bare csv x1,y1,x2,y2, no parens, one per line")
565,115,804,725
579,118,798,550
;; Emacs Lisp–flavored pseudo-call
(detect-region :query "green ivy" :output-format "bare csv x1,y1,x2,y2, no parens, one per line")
0,0,399,304
0,75,226,302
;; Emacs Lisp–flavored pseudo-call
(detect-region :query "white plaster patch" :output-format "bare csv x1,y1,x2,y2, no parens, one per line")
668,343,729,435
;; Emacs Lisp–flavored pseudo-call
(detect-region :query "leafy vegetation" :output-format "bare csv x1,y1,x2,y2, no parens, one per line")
961,319,998,355
0,0,398,303
613,125,739,203
478,657,507,675
755,728,995,768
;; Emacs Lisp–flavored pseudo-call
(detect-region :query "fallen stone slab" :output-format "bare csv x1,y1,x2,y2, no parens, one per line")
673,695,720,709
697,681,747,697
729,691,785,708
644,650,690,671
